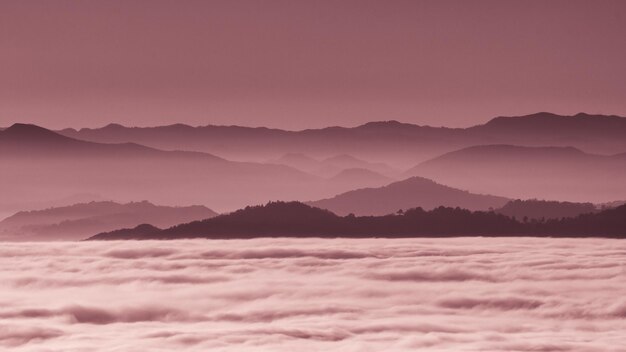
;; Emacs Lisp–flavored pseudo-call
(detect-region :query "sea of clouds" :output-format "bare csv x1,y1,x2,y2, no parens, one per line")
1,237,625,351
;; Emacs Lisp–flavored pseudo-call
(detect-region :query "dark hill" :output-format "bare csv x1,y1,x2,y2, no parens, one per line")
0,123,161,158
88,202,626,240
91,202,345,240
495,199,597,221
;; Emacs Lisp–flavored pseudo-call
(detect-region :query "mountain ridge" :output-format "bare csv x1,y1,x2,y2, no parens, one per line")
56,112,626,166
406,144,626,202
0,124,330,213
88,201,626,240
309,176,509,216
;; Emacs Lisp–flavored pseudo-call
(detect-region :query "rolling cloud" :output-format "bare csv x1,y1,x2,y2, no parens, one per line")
0,238,624,351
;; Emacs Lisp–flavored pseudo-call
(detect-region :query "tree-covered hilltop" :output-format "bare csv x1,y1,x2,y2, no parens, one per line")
89,201,626,240
495,199,598,221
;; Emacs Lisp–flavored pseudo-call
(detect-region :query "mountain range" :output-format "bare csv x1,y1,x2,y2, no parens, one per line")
58,112,626,166
0,124,324,213
1,112,625,234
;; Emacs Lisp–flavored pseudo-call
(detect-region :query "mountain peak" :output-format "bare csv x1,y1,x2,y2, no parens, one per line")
357,120,416,129
1,123,68,141
5,123,51,133
309,176,509,216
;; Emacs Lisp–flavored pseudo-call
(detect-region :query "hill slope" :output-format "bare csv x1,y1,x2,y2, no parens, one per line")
0,124,328,213
323,168,394,195
89,201,626,240
309,177,509,216
269,153,399,177
0,201,217,241
406,145,626,202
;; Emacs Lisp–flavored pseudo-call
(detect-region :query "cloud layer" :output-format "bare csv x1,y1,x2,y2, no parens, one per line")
1,238,625,351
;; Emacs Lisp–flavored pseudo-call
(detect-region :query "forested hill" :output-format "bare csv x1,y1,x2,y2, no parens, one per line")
89,202,626,240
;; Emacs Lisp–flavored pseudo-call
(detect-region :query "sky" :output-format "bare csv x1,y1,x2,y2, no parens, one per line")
1,0,625,130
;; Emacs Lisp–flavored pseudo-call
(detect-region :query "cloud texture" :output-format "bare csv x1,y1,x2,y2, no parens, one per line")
0,238,625,351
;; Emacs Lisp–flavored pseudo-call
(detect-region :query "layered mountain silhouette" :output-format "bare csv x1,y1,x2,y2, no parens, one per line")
268,153,396,193
0,193,106,222
0,124,337,213
322,154,399,176
309,177,509,216
270,153,320,173
406,145,626,202
89,201,626,240
324,168,394,195
0,201,217,241
59,112,626,166
3,113,625,223
270,153,399,177
468,112,626,153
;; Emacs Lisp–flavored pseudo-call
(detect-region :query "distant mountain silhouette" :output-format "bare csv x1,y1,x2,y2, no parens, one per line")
469,112,626,152
309,177,509,216
0,124,336,213
324,168,393,195
320,154,399,176
89,201,626,240
58,112,626,166
269,153,399,177
0,123,161,157
406,145,626,203
270,153,321,173
0,201,217,241
0,193,107,222
495,199,597,221
5,114,625,215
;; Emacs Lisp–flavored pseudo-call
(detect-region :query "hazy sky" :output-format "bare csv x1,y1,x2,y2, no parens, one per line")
1,0,625,129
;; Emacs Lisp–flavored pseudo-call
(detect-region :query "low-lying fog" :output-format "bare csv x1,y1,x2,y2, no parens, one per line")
1,238,625,351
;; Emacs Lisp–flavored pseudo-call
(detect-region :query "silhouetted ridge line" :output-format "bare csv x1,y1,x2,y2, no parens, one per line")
419,145,591,161
57,112,626,168
405,143,626,203
88,201,626,240
2,123,81,143
309,176,509,216
483,112,626,127
0,123,168,156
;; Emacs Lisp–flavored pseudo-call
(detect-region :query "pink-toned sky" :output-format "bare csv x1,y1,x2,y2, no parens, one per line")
1,0,625,130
